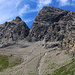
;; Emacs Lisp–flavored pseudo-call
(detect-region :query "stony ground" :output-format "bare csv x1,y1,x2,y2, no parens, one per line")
0,41,74,75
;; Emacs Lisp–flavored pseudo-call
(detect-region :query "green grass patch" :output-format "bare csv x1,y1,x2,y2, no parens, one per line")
52,60,75,75
0,55,23,71
48,63,56,69
0,55,9,71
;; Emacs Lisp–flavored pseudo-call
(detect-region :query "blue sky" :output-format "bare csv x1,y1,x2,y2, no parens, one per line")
0,0,75,28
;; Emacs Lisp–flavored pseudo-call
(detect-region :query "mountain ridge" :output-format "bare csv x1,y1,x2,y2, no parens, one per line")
0,6,75,55
0,6,75,75
0,16,30,45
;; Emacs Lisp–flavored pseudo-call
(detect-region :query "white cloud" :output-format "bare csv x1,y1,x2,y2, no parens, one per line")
24,18,34,23
0,0,39,24
16,0,22,8
0,0,23,24
18,4,30,16
1,0,75,26
37,0,52,10
57,0,70,6
72,0,75,1
57,0,75,7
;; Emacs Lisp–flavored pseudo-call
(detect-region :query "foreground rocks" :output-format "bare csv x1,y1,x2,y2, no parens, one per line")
59,31,75,56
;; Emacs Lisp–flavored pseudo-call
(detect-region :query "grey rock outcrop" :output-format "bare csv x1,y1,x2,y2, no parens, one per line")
0,16,30,45
27,6,75,43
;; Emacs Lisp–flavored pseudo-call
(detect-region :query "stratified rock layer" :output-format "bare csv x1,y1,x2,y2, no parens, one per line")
0,16,30,44
28,6,75,42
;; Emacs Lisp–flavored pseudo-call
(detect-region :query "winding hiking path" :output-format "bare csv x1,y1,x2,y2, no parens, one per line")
37,53,47,75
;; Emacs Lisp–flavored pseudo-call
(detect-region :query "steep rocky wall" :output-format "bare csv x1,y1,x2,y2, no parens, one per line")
27,7,75,42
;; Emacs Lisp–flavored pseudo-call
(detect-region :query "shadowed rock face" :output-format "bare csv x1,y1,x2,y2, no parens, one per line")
27,6,75,43
0,16,30,44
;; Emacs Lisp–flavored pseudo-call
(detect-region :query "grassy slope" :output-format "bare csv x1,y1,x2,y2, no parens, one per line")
0,55,23,71
52,60,75,75
0,55,9,71
46,59,75,75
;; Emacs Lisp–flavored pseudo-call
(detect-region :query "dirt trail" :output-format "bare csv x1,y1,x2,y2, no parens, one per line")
37,53,47,75
37,47,57,75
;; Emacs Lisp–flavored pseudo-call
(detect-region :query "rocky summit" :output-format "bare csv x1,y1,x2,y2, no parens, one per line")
28,6,75,42
0,16,30,45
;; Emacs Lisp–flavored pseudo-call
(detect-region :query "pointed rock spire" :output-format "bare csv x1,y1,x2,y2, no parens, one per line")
15,16,22,22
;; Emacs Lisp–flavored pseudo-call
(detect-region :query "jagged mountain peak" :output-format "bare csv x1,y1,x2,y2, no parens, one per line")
41,6,64,12
14,16,22,22
27,6,75,42
0,16,30,45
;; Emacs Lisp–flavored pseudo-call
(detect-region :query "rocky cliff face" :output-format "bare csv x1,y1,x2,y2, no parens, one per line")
27,6,75,55
28,7,75,42
0,16,30,45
